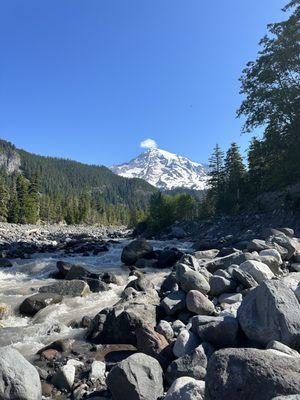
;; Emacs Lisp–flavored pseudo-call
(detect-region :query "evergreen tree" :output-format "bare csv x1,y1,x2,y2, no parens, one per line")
208,144,225,212
223,143,246,213
0,174,8,221
16,175,30,223
237,0,300,189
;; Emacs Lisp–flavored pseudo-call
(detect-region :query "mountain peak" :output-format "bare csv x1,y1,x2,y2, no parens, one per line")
111,147,209,191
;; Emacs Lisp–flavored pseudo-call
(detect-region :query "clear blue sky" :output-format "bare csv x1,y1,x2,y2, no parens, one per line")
0,0,286,166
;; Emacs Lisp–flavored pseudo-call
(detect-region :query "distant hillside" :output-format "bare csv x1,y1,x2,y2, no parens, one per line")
0,139,157,225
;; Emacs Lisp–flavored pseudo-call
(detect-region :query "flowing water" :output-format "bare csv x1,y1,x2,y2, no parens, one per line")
0,239,192,359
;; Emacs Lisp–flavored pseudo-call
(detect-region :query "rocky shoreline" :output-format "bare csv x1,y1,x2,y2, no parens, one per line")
1,225,300,399
0,222,131,259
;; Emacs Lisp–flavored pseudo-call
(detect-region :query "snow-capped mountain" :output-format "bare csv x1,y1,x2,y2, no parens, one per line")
111,148,209,191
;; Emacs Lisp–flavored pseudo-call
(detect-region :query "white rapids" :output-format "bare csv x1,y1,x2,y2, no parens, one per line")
0,239,192,359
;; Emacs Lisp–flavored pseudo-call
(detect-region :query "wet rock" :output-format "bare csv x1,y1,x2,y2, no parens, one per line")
157,249,183,269
239,260,274,283
107,353,164,400
176,264,210,294
165,377,205,400
173,329,201,358
52,364,75,391
161,291,186,316
191,315,240,348
38,338,74,354
0,347,42,400
39,279,91,297
19,293,63,316
205,348,300,400
125,275,155,292
56,260,74,278
85,278,108,293
238,280,300,349
121,239,154,265
65,264,94,280
186,290,215,315
0,258,13,268
101,271,120,285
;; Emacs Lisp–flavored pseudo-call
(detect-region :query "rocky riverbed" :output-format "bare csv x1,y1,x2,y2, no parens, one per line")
0,224,300,399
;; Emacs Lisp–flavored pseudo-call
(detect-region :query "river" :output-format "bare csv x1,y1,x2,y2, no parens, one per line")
0,239,192,359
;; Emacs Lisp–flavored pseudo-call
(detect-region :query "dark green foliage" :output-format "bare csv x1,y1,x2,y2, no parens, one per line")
237,0,300,190
0,139,156,225
145,192,199,234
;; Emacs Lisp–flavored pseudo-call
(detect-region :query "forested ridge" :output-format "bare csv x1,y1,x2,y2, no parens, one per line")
0,139,156,225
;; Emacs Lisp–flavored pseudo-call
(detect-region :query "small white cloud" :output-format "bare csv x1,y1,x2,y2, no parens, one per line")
140,138,158,149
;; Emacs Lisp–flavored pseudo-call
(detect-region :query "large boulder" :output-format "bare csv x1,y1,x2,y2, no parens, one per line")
107,353,163,400
0,347,42,400
191,315,240,348
19,293,63,316
87,290,159,345
237,280,300,349
186,290,215,315
121,239,154,265
239,260,274,283
205,348,300,400
39,280,91,297
165,377,205,400
176,264,210,294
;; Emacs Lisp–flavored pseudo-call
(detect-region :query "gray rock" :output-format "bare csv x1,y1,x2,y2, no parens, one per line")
260,248,282,263
205,348,300,400
39,280,90,297
121,239,153,265
269,234,300,260
266,340,300,357
273,396,300,400
126,275,155,292
191,315,239,348
65,264,92,280
161,291,186,316
52,364,75,390
239,260,274,283
203,251,246,273
186,290,215,315
89,360,106,381
0,347,42,400
173,329,201,358
232,266,258,288
259,255,282,275
166,345,207,385
172,319,186,335
87,290,159,345
209,275,237,296
238,280,300,348
193,249,219,260
247,239,270,252
19,293,63,316
218,292,242,304
165,377,204,400
176,264,210,294
156,320,174,340
107,353,163,400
